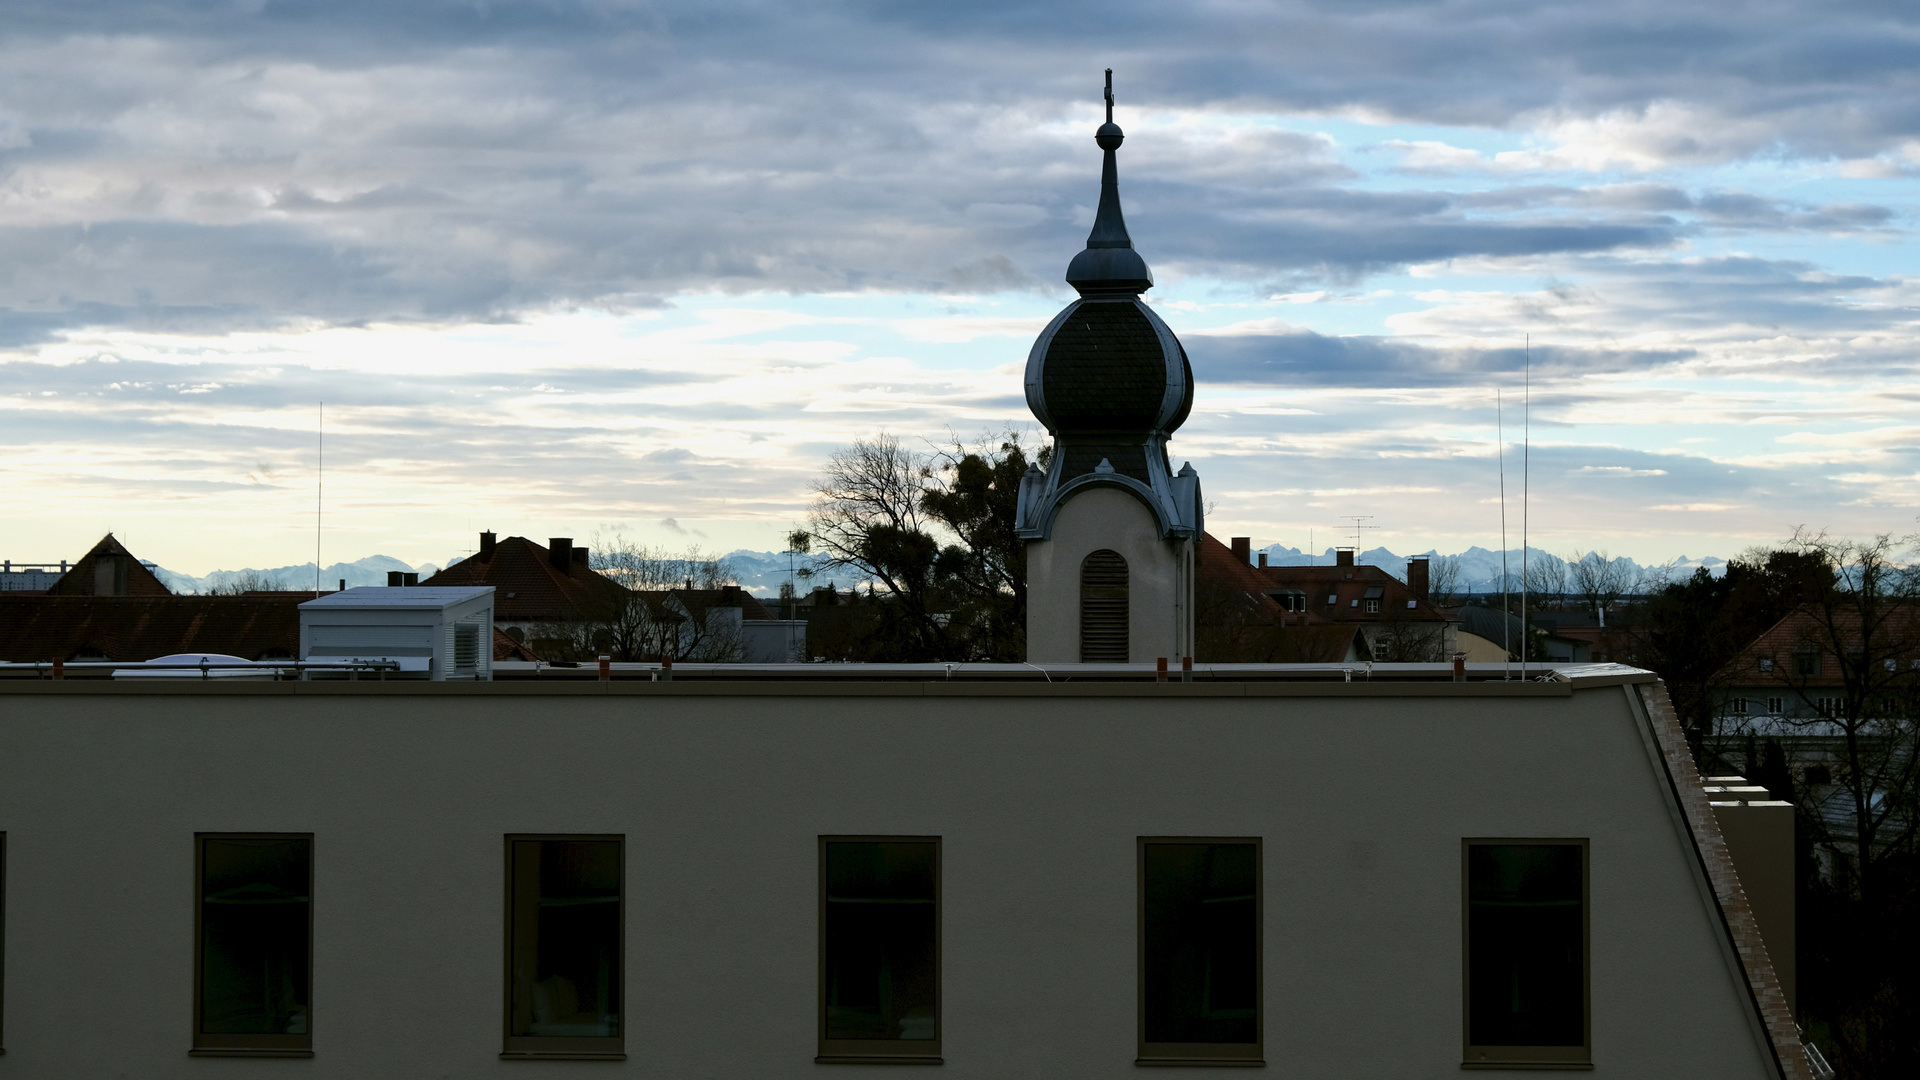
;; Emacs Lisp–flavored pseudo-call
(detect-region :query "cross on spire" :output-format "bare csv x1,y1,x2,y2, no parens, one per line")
1104,68,1114,125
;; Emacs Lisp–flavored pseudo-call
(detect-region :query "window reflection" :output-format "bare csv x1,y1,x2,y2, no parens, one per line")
199,836,311,1038
1467,843,1585,1048
1143,842,1259,1047
823,841,938,1045
509,839,622,1039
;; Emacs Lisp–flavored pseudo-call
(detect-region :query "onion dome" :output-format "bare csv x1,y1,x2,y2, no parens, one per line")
1015,71,1201,542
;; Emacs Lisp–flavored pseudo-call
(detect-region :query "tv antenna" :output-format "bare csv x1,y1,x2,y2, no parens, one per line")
1342,515,1379,553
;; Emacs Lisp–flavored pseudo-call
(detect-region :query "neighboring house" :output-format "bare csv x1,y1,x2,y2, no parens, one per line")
1213,542,1458,662
626,586,795,663
45,534,173,597
0,560,68,592
0,535,307,664
0,595,305,665
1193,533,1365,662
421,532,630,657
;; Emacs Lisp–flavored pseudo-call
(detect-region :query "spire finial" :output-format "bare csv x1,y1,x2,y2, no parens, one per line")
1065,68,1153,295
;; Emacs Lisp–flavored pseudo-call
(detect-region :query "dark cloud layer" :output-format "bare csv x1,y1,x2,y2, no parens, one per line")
0,1,1909,340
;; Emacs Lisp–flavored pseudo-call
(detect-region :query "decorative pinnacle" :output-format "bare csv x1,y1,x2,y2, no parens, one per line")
1065,68,1153,294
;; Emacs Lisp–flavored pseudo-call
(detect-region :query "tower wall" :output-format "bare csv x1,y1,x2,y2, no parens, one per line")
1026,486,1193,664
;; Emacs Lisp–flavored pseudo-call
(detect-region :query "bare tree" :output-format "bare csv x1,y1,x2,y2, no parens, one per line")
1770,529,1920,901
582,531,743,661
208,569,285,594
1568,549,1635,615
1523,550,1568,608
1424,555,1463,606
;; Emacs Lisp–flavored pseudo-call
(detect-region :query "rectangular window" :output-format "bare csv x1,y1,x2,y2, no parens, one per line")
1463,839,1589,1068
819,837,940,1063
1139,838,1262,1065
1767,696,1784,715
1730,697,1749,716
504,836,624,1059
193,834,313,1056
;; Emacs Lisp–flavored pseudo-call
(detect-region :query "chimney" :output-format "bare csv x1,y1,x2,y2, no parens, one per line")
1231,537,1250,564
479,531,496,559
338,578,346,592
1336,548,1355,567
388,571,405,587
548,538,573,572
1408,556,1430,599
403,572,419,587
572,546,589,568
1258,553,1268,568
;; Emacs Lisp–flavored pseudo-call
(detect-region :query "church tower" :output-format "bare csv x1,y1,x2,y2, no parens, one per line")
1017,72,1200,663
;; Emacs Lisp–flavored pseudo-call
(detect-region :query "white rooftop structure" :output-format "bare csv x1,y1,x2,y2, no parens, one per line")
298,585,494,681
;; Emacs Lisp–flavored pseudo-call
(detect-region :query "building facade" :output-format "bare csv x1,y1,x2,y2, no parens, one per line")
0,667,1807,1078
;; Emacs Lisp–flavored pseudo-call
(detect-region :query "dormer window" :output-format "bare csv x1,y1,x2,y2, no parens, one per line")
1363,586,1383,614
1271,590,1306,613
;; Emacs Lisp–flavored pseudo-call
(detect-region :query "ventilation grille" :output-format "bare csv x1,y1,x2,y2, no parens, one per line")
1080,549,1130,662
453,622,480,672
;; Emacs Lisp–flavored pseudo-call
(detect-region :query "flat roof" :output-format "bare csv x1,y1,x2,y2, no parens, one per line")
299,586,493,610
0,662,1656,696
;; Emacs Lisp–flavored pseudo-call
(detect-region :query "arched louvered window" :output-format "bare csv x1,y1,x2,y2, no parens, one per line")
1080,549,1130,662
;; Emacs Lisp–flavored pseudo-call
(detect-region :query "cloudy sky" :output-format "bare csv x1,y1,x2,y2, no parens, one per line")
4,1,1918,575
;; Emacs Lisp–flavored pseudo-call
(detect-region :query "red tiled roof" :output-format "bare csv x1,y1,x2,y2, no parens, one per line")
45,534,172,597
1249,560,1452,625
0,595,301,662
1722,602,1920,688
422,536,628,622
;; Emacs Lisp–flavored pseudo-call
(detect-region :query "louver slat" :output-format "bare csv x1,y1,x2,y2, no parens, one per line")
1080,549,1130,662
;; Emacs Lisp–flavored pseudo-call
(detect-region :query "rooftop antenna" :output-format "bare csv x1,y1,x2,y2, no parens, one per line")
1497,388,1510,679
315,401,323,598
1521,335,1531,680
1343,515,1378,555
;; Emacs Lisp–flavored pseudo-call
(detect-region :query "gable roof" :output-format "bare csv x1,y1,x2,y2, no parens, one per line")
45,534,172,597
421,535,628,622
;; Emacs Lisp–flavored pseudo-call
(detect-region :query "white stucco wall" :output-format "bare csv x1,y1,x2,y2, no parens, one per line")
0,677,1780,1078
1025,485,1193,663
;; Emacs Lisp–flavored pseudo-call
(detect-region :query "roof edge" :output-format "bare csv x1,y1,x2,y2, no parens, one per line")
1632,681,1813,1080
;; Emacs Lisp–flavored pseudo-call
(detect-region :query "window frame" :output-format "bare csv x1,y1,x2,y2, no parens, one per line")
501,834,627,1061
1136,836,1264,1067
816,835,943,1065
1461,837,1591,1070
1,831,6,1055
191,832,315,1058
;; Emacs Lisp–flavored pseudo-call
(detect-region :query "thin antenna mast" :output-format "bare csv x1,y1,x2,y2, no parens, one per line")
315,401,323,598
1342,515,1379,555
1497,388,1510,679
1521,336,1531,680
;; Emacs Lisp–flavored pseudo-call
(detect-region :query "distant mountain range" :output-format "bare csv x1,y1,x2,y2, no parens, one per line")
154,555,442,595
1247,545,1726,596
157,545,1725,598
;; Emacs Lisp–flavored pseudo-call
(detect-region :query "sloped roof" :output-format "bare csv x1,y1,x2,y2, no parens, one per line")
1195,532,1286,619
0,595,301,662
421,536,627,622
44,534,172,597
1721,601,1920,689
493,627,541,662
1251,560,1452,625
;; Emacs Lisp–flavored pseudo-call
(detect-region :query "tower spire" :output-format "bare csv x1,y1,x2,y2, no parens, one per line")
1066,69,1153,296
